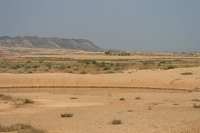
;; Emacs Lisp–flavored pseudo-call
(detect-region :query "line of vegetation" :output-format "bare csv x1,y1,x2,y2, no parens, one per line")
0,123,47,133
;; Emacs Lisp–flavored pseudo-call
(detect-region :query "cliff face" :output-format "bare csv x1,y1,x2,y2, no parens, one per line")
0,36,102,50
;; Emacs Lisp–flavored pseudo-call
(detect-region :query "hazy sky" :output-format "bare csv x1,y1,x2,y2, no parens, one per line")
0,0,200,52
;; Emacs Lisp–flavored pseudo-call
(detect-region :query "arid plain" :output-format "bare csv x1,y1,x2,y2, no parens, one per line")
0,49,200,133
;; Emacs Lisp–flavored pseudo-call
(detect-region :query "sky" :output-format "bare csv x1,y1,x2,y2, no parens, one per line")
0,0,200,52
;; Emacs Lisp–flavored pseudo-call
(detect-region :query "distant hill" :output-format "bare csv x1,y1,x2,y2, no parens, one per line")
0,36,102,50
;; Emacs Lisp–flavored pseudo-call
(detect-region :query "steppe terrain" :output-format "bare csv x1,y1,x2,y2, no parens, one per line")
0,50,200,133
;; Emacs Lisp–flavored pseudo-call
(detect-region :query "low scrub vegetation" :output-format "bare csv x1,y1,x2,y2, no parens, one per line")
193,103,200,108
0,94,12,100
181,72,193,75
167,65,177,69
0,123,46,133
61,113,74,117
0,56,200,74
79,71,87,74
135,96,141,100
111,119,122,125
24,98,34,104
69,97,78,99
192,99,200,102
119,97,125,101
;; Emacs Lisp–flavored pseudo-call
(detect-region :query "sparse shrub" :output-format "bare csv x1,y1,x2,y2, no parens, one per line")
110,63,114,66
0,124,19,132
135,96,141,100
143,60,152,65
61,113,74,117
167,65,177,69
111,119,122,125
103,66,110,70
192,99,200,102
18,128,47,133
79,71,87,74
158,63,161,66
74,68,79,71
26,65,31,69
65,71,73,73
92,60,97,64
58,64,66,70
115,63,120,66
114,67,120,71
26,60,31,63
16,123,47,133
39,60,43,63
28,71,33,73
160,61,165,64
11,64,20,69
181,72,193,75
32,65,40,68
70,97,78,99
24,99,34,104
1,65,7,68
96,62,106,67
193,103,200,108
45,62,51,67
15,123,33,130
0,94,4,97
0,123,46,133
120,97,125,101
0,94,12,100
67,66,71,68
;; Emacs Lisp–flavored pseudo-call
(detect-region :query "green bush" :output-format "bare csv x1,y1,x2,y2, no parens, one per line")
114,67,120,71
58,64,66,70
92,60,97,64
24,99,34,104
143,60,153,65
167,65,177,69
120,97,125,101
96,62,106,67
103,66,110,70
32,65,40,68
115,63,120,66
26,60,31,63
38,60,43,63
26,65,31,69
45,62,51,67
110,63,114,66
11,64,20,69
79,71,87,74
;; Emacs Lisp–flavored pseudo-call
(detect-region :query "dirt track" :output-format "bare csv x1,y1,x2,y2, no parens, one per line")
1,67,200,133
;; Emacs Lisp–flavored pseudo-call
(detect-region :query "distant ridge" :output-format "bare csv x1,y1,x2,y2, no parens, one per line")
0,36,102,50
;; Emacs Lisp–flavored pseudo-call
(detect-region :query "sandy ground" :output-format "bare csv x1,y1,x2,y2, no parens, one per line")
0,67,200,90
0,67,200,133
